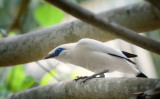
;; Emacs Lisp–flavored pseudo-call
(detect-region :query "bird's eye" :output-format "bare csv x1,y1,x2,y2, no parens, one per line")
56,49,60,52
54,48,65,56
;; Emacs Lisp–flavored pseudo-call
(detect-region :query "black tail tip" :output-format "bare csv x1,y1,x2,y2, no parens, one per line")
137,73,148,78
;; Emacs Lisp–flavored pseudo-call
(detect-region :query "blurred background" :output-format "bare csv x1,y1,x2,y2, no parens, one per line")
0,0,160,98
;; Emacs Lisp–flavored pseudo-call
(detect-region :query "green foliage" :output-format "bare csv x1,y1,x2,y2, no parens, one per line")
39,70,57,85
6,65,35,93
158,30,160,37
71,0,86,3
0,82,11,98
34,3,64,27
8,32,16,36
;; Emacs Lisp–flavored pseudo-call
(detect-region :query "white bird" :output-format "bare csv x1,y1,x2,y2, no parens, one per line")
44,38,147,83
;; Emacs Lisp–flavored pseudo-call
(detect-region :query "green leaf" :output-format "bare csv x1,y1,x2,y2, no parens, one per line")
6,65,35,92
39,70,57,85
8,32,16,36
34,3,64,26
0,34,2,38
6,65,25,92
19,76,35,91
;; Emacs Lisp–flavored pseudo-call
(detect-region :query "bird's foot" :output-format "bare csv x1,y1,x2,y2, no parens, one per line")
74,69,108,84
74,75,101,84
80,75,97,84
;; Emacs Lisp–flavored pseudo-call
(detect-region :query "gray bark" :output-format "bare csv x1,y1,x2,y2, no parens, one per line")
6,78,160,99
130,87,160,99
0,1,160,66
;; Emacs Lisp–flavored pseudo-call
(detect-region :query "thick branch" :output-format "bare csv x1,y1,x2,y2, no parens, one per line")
0,1,160,66
45,0,160,55
146,0,160,10
6,78,160,99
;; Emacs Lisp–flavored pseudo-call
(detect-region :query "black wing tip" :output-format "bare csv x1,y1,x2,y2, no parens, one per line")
126,59,137,65
122,51,137,58
137,73,148,78
108,53,137,65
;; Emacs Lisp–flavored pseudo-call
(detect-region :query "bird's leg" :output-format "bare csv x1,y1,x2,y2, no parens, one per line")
78,69,108,84
74,70,107,81
74,76,88,81
81,69,108,84
74,69,108,82
99,73,105,78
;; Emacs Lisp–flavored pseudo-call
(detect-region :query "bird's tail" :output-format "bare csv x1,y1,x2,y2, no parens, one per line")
136,72,148,78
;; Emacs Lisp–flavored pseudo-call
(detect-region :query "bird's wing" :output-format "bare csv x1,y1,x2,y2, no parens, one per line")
107,53,136,65
76,38,136,64
76,38,127,58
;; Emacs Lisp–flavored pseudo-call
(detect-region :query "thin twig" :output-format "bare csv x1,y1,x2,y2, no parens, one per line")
0,29,7,37
45,0,160,55
36,61,60,81
7,0,30,33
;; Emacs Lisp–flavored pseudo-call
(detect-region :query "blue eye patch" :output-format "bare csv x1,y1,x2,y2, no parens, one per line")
54,48,65,56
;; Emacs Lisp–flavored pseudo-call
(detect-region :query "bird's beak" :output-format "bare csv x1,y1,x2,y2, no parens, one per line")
43,53,56,59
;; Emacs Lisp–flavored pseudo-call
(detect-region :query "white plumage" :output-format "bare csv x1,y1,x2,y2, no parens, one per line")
44,38,147,79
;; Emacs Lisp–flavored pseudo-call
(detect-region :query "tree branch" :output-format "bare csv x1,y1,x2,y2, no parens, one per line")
36,61,60,81
146,0,160,10
45,0,160,55
7,0,30,33
0,1,160,67
131,87,160,99
6,78,160,99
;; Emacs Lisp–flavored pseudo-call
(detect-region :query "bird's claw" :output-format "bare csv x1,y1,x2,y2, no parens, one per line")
74,76,90,84
80,79,88,84
74,70,107,84
80,76,92,84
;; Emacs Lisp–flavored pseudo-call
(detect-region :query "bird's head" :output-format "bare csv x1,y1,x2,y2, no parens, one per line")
43,43,76,62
